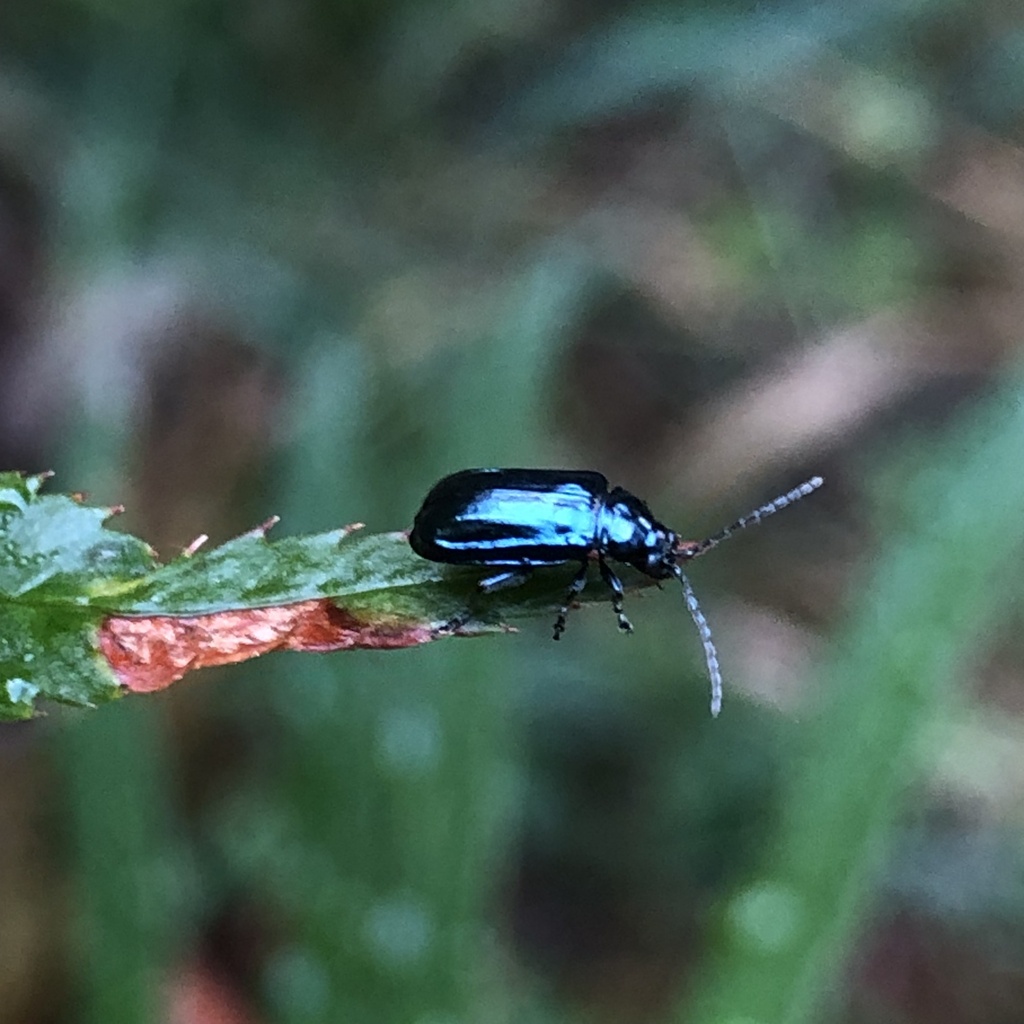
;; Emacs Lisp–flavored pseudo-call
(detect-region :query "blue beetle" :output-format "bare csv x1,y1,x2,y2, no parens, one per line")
410,468,823,715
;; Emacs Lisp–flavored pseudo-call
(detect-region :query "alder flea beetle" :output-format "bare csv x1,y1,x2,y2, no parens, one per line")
410,468,823,716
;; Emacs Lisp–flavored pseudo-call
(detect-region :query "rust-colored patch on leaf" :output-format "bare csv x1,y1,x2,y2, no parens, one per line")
99,600,436,693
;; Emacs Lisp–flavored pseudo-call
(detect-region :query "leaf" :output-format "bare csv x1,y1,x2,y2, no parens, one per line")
0,472,631,721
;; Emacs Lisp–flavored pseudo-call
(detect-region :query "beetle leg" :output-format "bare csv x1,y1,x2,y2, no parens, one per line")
597,556,634,634
478,567,533,593
553,562,590,640
437,611,470,635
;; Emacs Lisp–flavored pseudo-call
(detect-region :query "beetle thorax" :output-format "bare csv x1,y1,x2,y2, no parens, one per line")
597,488,677,579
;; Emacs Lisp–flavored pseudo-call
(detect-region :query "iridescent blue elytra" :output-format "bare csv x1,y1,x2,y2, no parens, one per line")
410,468,824,715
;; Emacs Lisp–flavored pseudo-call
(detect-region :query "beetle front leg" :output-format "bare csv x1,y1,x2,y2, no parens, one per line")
597,556,633,634
553,561,590,640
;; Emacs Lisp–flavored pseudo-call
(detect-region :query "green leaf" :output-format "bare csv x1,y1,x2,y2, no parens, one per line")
0,471,639,721
0,472,156,600
0,472,154,720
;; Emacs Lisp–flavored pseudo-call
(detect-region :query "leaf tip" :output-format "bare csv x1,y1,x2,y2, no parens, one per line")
432,617,518,639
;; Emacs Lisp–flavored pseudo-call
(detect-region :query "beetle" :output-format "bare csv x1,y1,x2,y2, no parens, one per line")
409,468,823,715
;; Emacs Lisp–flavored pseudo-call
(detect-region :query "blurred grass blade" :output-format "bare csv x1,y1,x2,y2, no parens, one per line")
684,380,1024,1024
504,0,931,134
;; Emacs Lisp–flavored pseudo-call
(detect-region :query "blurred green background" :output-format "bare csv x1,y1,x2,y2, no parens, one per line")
3,1,1024,1022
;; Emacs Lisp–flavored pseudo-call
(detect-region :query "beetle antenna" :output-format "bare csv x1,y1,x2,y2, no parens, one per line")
671,564,723,717
684,476,824,559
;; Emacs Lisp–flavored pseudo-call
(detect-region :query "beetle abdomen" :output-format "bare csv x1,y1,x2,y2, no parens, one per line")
409,468,607,566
